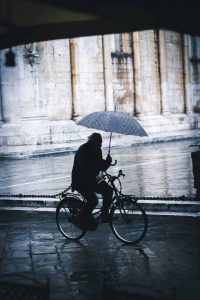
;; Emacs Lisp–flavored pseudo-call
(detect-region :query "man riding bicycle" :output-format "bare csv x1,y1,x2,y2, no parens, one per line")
71,133,113,230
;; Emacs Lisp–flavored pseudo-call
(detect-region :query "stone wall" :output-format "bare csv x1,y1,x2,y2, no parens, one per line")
78,36,105,115
111,33,134,115
165,31,184,113
136,30,161,115
0,30,200,153
190,36,200,113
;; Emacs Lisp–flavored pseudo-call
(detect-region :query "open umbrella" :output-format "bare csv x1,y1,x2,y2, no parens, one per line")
77,111,148,154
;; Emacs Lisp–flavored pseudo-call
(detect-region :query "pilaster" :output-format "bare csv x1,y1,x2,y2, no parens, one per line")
70,38,80,120
0,64,3,124
102,35,114,111
183,34,192,114
158,30,170,115
132,32,144,117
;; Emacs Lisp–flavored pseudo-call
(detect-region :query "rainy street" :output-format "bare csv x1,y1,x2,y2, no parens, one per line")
0,139,197,198
0,139,200,299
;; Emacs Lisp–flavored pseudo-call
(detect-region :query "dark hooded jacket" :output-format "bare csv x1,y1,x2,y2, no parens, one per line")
72,141,111,191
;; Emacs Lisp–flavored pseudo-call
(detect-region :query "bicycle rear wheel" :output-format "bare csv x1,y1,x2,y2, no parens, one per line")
56,197,86,240
110,197,148,245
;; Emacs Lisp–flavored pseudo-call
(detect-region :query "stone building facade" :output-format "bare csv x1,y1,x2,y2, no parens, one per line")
0,30,200,153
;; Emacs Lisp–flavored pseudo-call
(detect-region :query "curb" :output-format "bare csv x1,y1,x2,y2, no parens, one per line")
0,198,199,217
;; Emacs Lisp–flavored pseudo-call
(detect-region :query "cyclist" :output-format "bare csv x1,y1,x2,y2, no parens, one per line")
71,132,113,230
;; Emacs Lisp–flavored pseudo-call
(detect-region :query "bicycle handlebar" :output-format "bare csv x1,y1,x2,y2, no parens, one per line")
118,169,125,178
105,169,125,180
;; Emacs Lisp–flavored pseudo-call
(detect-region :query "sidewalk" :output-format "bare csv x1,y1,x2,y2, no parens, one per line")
0,212,199,300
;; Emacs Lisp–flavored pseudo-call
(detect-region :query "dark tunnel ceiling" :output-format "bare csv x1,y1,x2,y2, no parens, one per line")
0,0,199,49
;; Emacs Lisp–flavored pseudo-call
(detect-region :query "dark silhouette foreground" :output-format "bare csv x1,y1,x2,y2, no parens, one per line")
72,133,113,230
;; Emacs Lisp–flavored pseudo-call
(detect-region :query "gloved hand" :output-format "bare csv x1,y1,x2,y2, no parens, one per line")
106,154,112,165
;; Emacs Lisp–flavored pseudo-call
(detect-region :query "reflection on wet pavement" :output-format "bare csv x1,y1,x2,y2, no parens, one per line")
0,211,199,299
0,139,197,197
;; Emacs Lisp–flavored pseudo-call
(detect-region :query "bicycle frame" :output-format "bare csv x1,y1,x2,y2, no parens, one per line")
61,169,133,218
105,171,140,213
104,171,121,196
102,171,127,214
57,169,148,244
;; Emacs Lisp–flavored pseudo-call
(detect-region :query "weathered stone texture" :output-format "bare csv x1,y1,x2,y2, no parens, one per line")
78,36,105,115
0,31,200,152
190,36,200,113
112,55,134,115
138,30,161,115
165,31,185,113
40,40,72,121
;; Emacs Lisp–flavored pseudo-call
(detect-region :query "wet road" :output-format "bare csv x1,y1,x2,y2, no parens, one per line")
0,139,197,197
0,139,200,299
0,213,199,300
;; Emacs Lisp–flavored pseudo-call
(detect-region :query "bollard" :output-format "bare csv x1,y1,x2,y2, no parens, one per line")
191,150,200,199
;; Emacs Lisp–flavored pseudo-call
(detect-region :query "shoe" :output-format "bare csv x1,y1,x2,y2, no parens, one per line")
85,215,98,231
101,215,110,223
71,215,86,230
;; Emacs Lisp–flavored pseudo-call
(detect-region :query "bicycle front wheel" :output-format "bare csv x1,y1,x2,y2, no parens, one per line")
110,197,148,245
113,177,122,194
56,197,86,240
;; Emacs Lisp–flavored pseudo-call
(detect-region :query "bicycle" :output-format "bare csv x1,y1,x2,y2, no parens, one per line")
56,170,148,245
103,169,124,194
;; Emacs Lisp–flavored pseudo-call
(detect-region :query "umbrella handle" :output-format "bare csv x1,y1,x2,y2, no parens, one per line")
111,159,117,166
108,102,117,154
108,132,112,154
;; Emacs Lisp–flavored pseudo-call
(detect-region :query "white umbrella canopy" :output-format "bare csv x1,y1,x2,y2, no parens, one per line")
0,0,200,49
77,111,148,154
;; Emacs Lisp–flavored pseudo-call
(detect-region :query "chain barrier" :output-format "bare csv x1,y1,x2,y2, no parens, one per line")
0,186,72,200
0,190,197,201
128,195,197,201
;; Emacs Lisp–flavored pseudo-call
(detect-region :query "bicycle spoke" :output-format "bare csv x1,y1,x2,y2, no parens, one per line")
110,198,148,244
56,197,86,240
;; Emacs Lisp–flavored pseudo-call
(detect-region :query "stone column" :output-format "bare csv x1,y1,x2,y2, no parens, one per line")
70,38,80,119
132,32,143,116
183,34,192,114
0,49,21,124
0,47,21,126
0,66,3,124
102,35,114,111
0,99,3,124
158,30,170,115
0,82,21,124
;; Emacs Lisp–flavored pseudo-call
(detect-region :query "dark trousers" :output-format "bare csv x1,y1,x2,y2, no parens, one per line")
78,180,113,217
